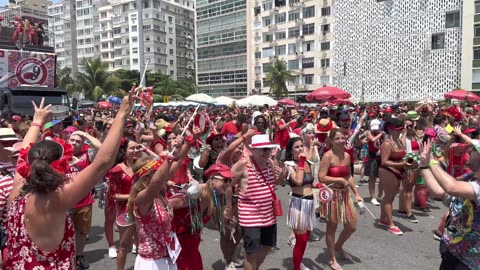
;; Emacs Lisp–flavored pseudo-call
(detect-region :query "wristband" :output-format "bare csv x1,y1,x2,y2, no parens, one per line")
30,122,43,129
419,165,429,170
298,156,306,170
429,160,438,168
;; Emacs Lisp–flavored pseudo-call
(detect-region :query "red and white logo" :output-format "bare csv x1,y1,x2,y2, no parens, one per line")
15,58,48,85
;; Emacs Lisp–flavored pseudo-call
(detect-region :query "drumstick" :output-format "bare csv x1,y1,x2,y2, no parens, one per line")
169,104,201,155
363,204,376,219
129,59,151,116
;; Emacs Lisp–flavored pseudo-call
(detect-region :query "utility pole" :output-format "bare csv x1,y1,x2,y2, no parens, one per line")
70,0,78,79
136,0,145,84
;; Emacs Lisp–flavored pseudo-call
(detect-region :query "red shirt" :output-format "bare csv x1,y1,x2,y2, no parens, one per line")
221,121,241,137
274,120,295,149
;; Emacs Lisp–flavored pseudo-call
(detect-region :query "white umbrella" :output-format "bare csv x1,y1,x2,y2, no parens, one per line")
244,95,278,107
185,93,216,104
236,97,252,107
214,96,235,106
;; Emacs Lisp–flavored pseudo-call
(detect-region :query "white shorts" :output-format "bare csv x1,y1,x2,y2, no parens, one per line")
134,255,177,270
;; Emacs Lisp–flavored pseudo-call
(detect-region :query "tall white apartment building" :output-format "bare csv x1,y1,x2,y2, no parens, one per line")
99,0,195,79
247,0,333,98
333,0,463,102
195,0,248,98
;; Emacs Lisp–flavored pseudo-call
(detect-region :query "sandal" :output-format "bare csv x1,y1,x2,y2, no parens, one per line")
287,236,296,247
329,261,343,270
336,249,353,261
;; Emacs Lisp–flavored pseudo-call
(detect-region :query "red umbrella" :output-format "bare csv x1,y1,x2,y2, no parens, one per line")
278,98,296,106
98,101,113,109
330,99,354,106
444,89,480,102
306,86,351,101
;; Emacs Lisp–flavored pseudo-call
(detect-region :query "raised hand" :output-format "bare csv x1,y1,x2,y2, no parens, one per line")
32,97,52,125
453,125,463,136
419,140,432,167
119,84,141,114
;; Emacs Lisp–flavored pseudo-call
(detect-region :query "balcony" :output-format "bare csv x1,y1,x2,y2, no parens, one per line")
296,35,304,41
268,24,277,31
295,18,304,25
270,41,277,46
296,51,304,58
269,7,279,15
295,84,307,90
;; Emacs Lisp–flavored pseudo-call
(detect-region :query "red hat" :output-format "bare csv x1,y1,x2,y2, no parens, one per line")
315,119,333,134
385,106,394,113
445,106,462,121
463,127,477,135
12,115,21,122
205,163,233,179
473,105,480,111
206,129,224,145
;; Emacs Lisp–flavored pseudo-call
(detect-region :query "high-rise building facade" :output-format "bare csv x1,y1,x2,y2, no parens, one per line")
333,0,463,102
49,0,195,80
462,0,479,93
247,0,333,98
195,0,248,98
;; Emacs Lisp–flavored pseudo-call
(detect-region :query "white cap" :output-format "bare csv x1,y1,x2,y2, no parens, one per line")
370,119,381,131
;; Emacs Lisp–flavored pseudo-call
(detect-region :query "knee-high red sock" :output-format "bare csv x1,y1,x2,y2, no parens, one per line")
437,213,448,235
293,231,310,270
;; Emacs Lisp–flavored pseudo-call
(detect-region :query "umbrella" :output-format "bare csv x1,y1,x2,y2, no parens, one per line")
306,86,351,102
444,89,480,102
107,96,122,105
278,98,296,106
241,95,278,107
186,93,216,104
98,101,113,109
330,99,354,106
214,96,235,106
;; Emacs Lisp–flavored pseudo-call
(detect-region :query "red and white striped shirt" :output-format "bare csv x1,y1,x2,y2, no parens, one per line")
238,160,276,227
0,162,15,225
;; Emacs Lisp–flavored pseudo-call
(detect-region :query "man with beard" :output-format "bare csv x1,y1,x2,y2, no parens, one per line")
420,137,480,269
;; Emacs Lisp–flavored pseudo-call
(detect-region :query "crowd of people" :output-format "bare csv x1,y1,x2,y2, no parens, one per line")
0,87,479,270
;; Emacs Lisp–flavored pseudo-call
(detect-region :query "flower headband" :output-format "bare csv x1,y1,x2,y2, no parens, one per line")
133,159,162,180
16,138,74,179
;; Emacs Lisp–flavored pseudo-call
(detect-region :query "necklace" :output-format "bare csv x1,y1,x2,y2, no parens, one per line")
158,194,173,219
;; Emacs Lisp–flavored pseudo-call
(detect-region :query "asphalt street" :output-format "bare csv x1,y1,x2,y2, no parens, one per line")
86,177,444,270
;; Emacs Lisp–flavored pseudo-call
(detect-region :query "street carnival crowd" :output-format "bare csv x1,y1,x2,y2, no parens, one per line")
0,86,479,270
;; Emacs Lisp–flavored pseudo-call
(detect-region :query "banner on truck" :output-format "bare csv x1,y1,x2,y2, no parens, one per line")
0,49,56,88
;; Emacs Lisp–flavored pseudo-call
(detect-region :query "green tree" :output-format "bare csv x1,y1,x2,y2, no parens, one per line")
265,58,293,98
77,57,120,100
114,69,140,90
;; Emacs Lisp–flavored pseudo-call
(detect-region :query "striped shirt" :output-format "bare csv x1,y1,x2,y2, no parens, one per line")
238,161,276,227
0,162,15,226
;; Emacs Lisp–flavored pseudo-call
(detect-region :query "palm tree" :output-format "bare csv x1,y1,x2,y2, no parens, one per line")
265,58,293,98
77,57,120,100
56,67,73,90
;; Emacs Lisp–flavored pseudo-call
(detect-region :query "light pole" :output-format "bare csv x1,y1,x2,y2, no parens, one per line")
136,0,145,83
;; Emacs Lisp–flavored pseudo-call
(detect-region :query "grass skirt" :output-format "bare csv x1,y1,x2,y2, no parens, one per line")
319,188,355,224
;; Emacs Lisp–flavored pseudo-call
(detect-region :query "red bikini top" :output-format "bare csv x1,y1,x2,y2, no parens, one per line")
327,165,350,178
390,151,406,161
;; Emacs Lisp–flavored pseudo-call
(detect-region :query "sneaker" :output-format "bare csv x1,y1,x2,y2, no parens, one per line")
433,231,442,241
360,178,369,184
377,219,389,227
300,263,311,270
225,262,237,270
421,207,432,213
397,210,408,217
76,255,90,269
406,214,418,223
108,246,117,259
308,232,321,241
131,244,137,254
388,226,403,235
371,198,380,206
232,257,244,268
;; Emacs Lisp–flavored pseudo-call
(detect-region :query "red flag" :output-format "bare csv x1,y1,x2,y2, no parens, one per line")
139,86,154,112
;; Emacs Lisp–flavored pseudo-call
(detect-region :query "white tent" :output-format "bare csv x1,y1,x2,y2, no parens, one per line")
237,95,278,107
214,96,235,106
185,93,216,104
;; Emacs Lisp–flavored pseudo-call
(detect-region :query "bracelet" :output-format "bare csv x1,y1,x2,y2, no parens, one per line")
429,160,438,168
418,166,429,170
30,122,43,129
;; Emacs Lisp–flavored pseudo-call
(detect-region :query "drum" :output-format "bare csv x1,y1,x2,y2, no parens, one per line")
193,114,209,135
193,155,203,174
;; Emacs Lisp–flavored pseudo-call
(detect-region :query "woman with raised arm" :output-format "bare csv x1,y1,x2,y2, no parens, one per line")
4,87,138,269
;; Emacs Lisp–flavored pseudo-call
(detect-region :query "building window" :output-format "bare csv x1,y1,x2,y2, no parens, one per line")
302,23,315,35
321,58,330,68
304,74,313,85
255,52,261,59
255,80,262,88
303,40,314,52
288,27,300,38
445,11,460,28
131,25,137,32
254,7,261,16
431,33,445,50
264,33,273,42
321,7,331,16
288,11,300,21
132,37,138,42
170,60,174,65
169,49,174,54
288,43,297,54
476,1,480,14
275,13,286,23
302,57,314,69
476,25,480,37
288,59,299,70
263,17,272,26
303,6,315,18
474,48,480,60
170,70,174,76
276,31,286,40
132,47,138,53
133,59,138,64
321,24,330,34
321,42,330,51
473,69,480,83
320,75,330,85
169,38,173,44
263,1,273,11
275,45,286,55
262,47,274,57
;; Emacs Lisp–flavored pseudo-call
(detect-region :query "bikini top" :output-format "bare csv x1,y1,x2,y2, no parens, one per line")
327,165,350,178
390,151,406,161
288,162,315,187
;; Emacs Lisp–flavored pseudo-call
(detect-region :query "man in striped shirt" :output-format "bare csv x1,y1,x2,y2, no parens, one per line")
230,134,285,270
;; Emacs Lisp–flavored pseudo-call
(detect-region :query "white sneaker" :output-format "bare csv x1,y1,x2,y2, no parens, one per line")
131,244,137,254
224,262,237,270
371,198,380,206
108,246,117,259
300,263,311,270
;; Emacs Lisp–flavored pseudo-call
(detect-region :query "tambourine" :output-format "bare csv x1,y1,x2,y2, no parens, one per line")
318,187,333,203
403,153,420,170
50,105,70,120
193,113,210,134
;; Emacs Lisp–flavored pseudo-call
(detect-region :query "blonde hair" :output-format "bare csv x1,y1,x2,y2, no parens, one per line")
127,156,154,221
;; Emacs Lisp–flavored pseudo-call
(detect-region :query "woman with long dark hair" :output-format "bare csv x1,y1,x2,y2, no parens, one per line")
4,89,137,269
318,128,362,270
378,117,407,235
